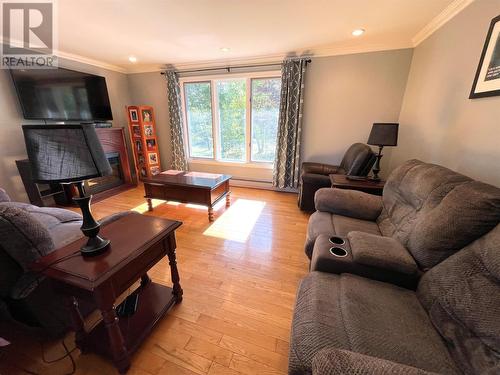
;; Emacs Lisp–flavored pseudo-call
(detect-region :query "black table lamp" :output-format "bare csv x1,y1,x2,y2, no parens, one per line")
22,124,113,256
367,123,399,181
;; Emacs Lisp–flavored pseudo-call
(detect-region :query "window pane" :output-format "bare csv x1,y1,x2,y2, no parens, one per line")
251,78,281,162
216,79,246,162
184,82,214,158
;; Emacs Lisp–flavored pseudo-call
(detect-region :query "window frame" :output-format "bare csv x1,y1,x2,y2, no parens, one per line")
180,70,281,168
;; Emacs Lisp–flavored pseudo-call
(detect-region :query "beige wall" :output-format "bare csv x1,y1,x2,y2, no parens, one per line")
391,0,500,187
0,58,131,202
127,49,413,182
302,49,413,177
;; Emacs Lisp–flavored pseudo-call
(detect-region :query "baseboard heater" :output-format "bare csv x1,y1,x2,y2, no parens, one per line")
230,178,298,193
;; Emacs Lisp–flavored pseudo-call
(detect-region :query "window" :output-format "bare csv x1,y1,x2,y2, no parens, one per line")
184,82,213,158
251,78,281,162
182,73,281,164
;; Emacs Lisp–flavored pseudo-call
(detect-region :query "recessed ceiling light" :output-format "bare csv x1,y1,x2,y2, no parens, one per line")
128,56,137,63
220,47,230,52
352,29,365,36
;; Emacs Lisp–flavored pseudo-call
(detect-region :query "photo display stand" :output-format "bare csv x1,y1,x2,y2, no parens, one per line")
126,105,162,180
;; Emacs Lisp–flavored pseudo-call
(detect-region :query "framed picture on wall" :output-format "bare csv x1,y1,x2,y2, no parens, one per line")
470,15,500,98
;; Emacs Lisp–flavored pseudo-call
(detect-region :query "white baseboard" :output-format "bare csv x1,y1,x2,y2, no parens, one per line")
230,179,298,193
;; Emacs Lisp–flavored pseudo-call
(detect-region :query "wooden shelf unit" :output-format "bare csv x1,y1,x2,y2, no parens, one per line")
126,105,161,180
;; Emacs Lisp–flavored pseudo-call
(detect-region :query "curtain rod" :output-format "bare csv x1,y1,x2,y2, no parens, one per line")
160,59,311,75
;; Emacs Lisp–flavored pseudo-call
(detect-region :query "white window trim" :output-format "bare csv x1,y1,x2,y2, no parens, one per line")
180,70,281,168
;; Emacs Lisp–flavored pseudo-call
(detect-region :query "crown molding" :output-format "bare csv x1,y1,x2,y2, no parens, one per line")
56,50,127,73
126,42,413,74
1,36,128,73
412,0,474,46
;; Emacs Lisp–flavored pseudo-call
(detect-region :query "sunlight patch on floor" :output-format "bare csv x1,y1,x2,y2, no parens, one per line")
130,199,164,213
203,199,266,242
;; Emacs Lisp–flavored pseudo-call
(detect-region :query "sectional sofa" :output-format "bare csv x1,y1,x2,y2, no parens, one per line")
290,160,500,374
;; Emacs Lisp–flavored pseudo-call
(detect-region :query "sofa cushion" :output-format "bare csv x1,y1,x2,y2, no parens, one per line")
378,159,500,269
0,203,55,299
417,224,500,375
332,215,380,237
305,212,380,258
348,231,418,275
289,272,457,375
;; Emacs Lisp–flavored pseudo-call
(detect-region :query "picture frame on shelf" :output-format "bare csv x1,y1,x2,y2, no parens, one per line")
470,15,500,98
144,124,154,137
129,108,139,122
148,152,158,164
142,109,153,123
150,166,160,176
146,139,156,151
138,154,145,164
135,140,142,152
132,125,141,137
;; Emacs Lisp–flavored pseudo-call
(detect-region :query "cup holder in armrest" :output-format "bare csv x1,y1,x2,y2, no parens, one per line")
329,236,345,245
330,247,348,257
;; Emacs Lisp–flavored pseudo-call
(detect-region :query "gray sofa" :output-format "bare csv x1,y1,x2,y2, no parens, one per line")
305,159,500,272
290,160,500,374
0,188,126,336
290,223,500,375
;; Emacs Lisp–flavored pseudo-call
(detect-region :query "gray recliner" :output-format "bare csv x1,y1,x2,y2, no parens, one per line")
0,188,129,336
305,159,500,275
298,143,376,211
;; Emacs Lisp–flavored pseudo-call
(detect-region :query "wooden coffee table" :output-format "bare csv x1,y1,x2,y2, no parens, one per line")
30,213,182,374
143,171,232,221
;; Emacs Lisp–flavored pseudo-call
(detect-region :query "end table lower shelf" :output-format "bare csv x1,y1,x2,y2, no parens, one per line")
83,281,177,360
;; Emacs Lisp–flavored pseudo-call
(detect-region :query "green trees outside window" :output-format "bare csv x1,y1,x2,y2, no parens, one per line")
183,75,281,164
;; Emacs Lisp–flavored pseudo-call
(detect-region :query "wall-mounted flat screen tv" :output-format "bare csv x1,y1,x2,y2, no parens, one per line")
10,67,113,121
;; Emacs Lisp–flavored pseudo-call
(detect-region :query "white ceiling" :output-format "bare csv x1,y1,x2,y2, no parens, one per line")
55,0,465,73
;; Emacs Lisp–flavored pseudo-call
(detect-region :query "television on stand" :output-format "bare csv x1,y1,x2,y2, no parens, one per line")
10,67,113,122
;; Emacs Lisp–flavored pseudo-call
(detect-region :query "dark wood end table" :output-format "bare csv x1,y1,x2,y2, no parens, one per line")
329,174,385,196
143,171,232,221
30,213,183,374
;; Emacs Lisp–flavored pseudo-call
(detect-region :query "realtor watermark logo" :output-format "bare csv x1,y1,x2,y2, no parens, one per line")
1,0,58,68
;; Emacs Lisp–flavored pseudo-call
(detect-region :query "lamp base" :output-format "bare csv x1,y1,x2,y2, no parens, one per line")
80,235,110,257
72,181,111,257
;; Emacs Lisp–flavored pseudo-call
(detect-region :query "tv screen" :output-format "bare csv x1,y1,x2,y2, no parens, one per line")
10,67,113,121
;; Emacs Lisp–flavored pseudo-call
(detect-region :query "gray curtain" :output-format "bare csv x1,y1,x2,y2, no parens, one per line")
273,58,308,189
165,70,188,170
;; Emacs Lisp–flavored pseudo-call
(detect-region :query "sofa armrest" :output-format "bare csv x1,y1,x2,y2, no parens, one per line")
314,188,383,220
312,349,439,375
302,162,344,176
348,231,418,275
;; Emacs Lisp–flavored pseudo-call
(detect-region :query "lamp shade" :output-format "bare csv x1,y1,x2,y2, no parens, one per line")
367,123,399,146
22,124,112,183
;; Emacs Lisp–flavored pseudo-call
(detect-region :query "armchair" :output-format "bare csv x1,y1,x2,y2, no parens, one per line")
298,143,375,211
0,188,129,337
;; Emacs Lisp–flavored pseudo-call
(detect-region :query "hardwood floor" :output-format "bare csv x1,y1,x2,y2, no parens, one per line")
0,186,310,375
